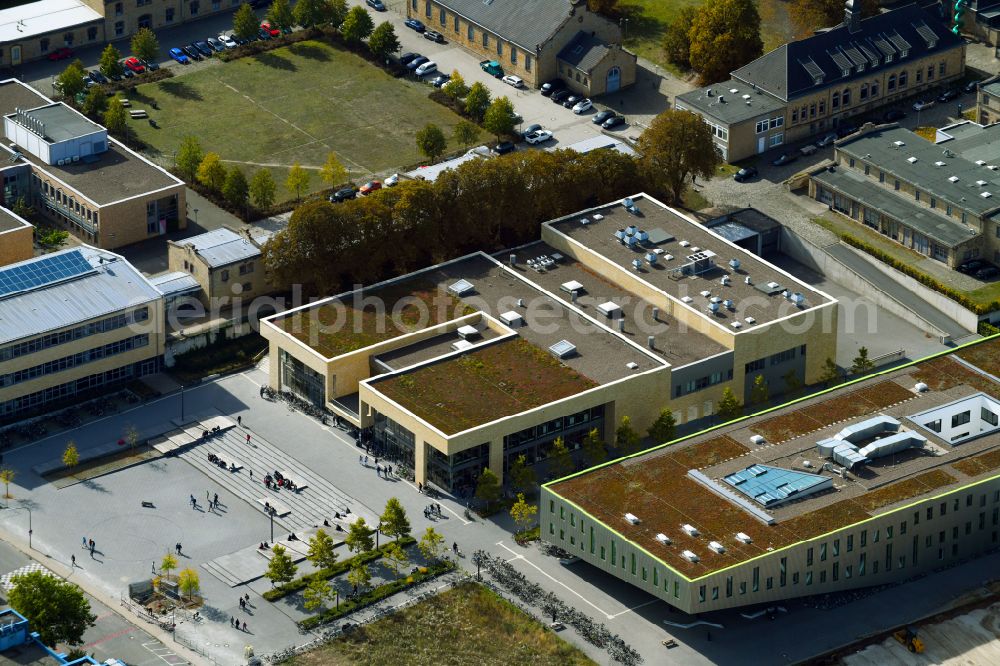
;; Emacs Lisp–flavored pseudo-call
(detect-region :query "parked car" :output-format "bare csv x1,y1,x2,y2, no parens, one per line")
424,30,444,43
219,33,238,49
502,75,524,88
964,79,981,94
525,129,553,144
540,78,564,97
47,47,74,62
206,37,225,52
883,108,907,122
182,45,203,61
771,153,798,167
912,99,935,111
430,73,450,87
494,141,516,155
817,133,838,147
404,18,426,32
592,110,615,125
520,123,542,139
385,173,400,187
142,58,159,71
169,47,190,64
88,70,108,84
480,60,503,77
124,57,146,74
260,22,280,38
359,181,382,195
110,67,126,81
572,99,593,114
976,266,1000,280
399,52,420,65
799,143,818,156
733,166,758,182
958,259,985,275
562,94,581,109
330,187,356,203
938,88,960,103
193,41,214,57
550,89,571,104
602,114,625,130
414,61,437,76
366,0,386,9
257,28,272,40
406,56,428,70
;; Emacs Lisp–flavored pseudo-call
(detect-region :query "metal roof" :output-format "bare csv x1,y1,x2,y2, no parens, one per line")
0,246,161,345
563,134,637,157
557,31,611,73
431,0,577,52
723,464,832,508
675,78,787,127
178,228,260,269
9,103,104,143
0,0,102,43
149,271,200,298
0,248,94,298
405,146,492,182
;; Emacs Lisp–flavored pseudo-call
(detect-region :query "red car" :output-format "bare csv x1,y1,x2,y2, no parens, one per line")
260,22,281,38
123,57,145,74
47,47,74,61
359,181,382,195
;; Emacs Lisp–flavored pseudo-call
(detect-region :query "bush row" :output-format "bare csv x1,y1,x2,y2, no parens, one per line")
297,559,455,629
262,535,417,602
978,321,1000,336
839,235,1000,315
101,67,174,95
217,26,324,62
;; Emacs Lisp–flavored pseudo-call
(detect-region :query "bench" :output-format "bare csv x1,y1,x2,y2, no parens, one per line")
128,109,148,119
279,470,308,491
256,497,290,517
119,99,131,107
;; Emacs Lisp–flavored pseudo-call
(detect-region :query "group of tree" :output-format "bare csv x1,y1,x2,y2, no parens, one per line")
253,0,397,61
8,572,96,647
175,135,286,212
663,0,763,84
789,0,878,37
414,87,515,162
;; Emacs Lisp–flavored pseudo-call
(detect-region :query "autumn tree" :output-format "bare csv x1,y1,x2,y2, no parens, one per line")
379,497,411,540
547,437,574,479
160,553,177,580
175,136,203,181
418,527,446,562
647,409,676,444
345,517,375,554
442,70,468,100
56,60,87,100
688,0,763,85
614,416,640,455
177,568,200,600
509,493,538,531
483,96,516,140
750,374,769,405
63,441,80,470
464,82,491,121
637,108,721,205
347,560,371,591
124,424,140,452
249,169,276,209
717,387,742,420
320,152,348,188
383,541,409,578
303,577,334,611
581,428,607,468
663,5,697,69
285,162,310,202
99,44,123,79
103,97,127,137
222,166,249,208
196,152,227,192
266,0,295,32
130,27,159,64
507,454,536,495
368,21,400,61
454,119,480,147
341,6,374,43
789,0,879,37
0,468,14,501
416,123,447,162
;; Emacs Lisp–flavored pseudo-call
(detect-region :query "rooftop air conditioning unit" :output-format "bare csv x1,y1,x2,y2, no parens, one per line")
681,550,700,562
656,533,671,545
731,321,742,329
736,532,752,544
893,140,905,147
679,240,691,248
729,258,741,271
914,382,928,392
625,513,640,525
907,156,918,163
934,161,946,167
982,192,993,199
977,160,987,166
72,155,79,163
681,296,693,303
681,524,699,537
626,361,639,370
700,290,712,298
749,434,765,445
949,176,959,182
745,316,756,324
592,213,604,221
708,541,726,554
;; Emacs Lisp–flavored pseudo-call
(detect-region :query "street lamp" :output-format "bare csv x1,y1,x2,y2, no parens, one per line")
193,208,199,225
4,507,32,550
179,384,185,422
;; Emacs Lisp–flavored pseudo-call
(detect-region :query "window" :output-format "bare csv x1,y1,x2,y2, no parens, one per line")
898,71,907,88
87,27,97,41
766,576,773,590
832,91,840,110
916,68,922,84
842,88,850,105
792,109,799,123
880,171,885,183
984,407,999,426
190,1,199,15
901,521,907,535
511,49,517,65
64,32,74,45
769,133,783,147
739,581,746,595
752,566,760,592
425,0,431,17
952,410,971,428
40,38,49,52
871,80,879,96
497,40,503,56
482,32,488,47
725,576,732,597
806,571,813,585
939,61,946,76
859,552,866,576
819,100,826,115
861,529,867,547
894,179,900,191
860,82,868,100
467,25,473,40
756,119,768,133
888,74,896,92
412,0,416,8
810,103,817,118
915,190,921,202
771,116,784,129
832,539,840,557
711,586,719,600
166,7,174,21
525,55,531,71
928,65,934,80
439,7,445,25
115,2,123,15
698,585,706,603
806,547,813,566
820,543,827,562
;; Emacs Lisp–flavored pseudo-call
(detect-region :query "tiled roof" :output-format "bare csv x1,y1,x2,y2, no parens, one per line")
557,31,610,73
433,0,576,52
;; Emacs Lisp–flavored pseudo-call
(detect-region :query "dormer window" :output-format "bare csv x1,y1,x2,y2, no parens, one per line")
901,49,909,58
857,63,865,72
885,54,893,63
842,68,850,77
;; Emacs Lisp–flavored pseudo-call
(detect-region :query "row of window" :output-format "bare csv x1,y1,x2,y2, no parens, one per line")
845,157,973,227
504,405,604,448
755,116,784,134
39,179,101,228
0,308,149,363
744,345,805,374
0,335,149,389
674,368,733,398
415,0,533,71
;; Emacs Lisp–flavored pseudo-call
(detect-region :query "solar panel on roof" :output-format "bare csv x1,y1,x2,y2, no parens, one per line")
0,250,95,299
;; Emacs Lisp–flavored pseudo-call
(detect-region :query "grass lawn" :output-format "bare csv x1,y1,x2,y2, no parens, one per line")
127,40,465,202
289,582,596,666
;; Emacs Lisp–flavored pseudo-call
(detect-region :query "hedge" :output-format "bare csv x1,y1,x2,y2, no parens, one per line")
979,321,1000,336
839,234,1000,315
262,536,416,602
297,559,455,629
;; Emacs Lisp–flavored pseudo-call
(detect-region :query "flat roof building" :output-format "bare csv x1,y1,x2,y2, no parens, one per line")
261,194,837,493
0,246,164,422
544,337,1000,612
166,228,272,306
0,204,33,267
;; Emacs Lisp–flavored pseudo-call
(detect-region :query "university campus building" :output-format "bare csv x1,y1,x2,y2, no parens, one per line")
405,0,636,96
0,245,165,423
809,120,1000,268
675,2,965,162
543,338,1000,613
0,79,186,250
0,204,33,268
260,194,837,493
165,227,273,307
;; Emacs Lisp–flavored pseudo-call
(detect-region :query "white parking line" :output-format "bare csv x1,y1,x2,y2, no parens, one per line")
142,641,187,665
495,541,612,618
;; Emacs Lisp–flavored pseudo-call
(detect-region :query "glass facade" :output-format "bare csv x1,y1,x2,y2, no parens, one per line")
371,408,417,470
503,404,606,473
427,442,488,494
279,349,325,407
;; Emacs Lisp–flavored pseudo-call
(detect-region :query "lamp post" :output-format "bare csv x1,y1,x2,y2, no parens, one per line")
269,508,274,543
193,208,199,225
5,507,32,550
375,524,382,549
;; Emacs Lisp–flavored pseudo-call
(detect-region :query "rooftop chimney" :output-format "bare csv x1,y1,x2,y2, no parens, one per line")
845,0,861,34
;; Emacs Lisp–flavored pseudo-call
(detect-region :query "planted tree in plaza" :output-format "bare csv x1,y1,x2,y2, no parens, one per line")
130,27,159,65
124,424,140,453
196,153,227,192
347,560,371,592
175,136,203,182
687,0,762,85
306,528,339,570
8,571,96,646
647,409,676,444
249,169,277,210
442,71,468,101
345,517,375,554
717,387,742,421
851,347,875,375
636,108,721,206
0,468,14,501
99,44,124,79
663,5,696,69
341,6,374,44
547,437,575,479
383,541,409,578
416,123,447,162
223,166,249,209
368,21,400,61
233,3,259,41
264,545,297,586
160,553,177,580
62,440,80,471
324,0,349,29
820,356,841,386
81,86,107,117
474,467,502,511
453,120,480,147
56,60,87,100
103,97,128,137
379,497,411,540
750,375,769,405
614,416,640,455
483,96,516,141
509,493,537,532
464,82,491,121
507,454,536,496
266,0,295,33
783,369,802,394
177,568,200,600
285,162,310,202
581,428,607,468
293,0,327,28
320,152,348,188
418,527,446,563
303,577,335,611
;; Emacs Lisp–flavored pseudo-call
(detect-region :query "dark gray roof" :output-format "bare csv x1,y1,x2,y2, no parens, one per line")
732,4,963,101
837,126,1000,219
557,31,610,72
12,103,103,143
813,167,974,248
433,0,576,52
0,206,31,234
708,208,782,234
940,122,1000,166
675,79,786,127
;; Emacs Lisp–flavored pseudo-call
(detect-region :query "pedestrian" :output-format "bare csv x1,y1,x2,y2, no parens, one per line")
246,433,251,445
244,593,250,604
230,617,234,627
388,465,392,476
206,491,210,504
190,494,196,508
418,482,422,493
214,493,219,507
82,536,87,549
437,503,442,515
176,542,182,554
89,539,95,556
259,386,264,398
364,455,368,465
237,415,242,426
239,598,245,609
359,454,363,465
375,457,379,467
71,554,76,567
249,469,253,480
242,620,247,632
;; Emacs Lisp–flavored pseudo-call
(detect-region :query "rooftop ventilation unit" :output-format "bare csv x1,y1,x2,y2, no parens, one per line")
624,513,640,525
615,228,626,241
626,235,638,247
976,180,988,186
721,275,730,286
681,524,699,537
681,296,693,303
914,382,928,392
631,258,642,271
791,292,805,306
663,253,673,261
935,161,946,167
724,299,735,310
682,550,700,562
655,533,671,545
685,250,717,275
729,88,738,94
736,532,752,544
982,192,993,199
499,311,523,328
709,302,720,314
636,229,649,243
989,166,999,171
731,321,742,329
745,316,756,324
729,258,741,271
451,339,474,352
448,279,475,296
710,296,722,304
742,94,751,100
560,280,584,294
893,140,905,147
597,301,622,318
457,324,479,339
626,361,638,370
592,213,604,221
646,252,657,265
579,217,590,225
907,156,918,163
708,541,726,554
679,240,691,248
700,290,712,298
949,176,960,182
625,225,637,236
976,160,987,166
749,434,765,445
549,339,576,359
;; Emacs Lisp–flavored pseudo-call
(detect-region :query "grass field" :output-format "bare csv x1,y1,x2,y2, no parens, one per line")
127,40,465,202
289,582,595,666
